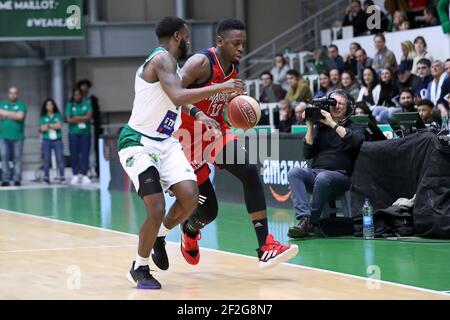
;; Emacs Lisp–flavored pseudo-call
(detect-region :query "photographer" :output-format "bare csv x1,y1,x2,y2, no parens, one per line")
287,89,366,238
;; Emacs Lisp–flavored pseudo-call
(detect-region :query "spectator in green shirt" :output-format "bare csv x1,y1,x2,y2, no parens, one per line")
39,99,65,184
0,87,27,186
65,88,93,185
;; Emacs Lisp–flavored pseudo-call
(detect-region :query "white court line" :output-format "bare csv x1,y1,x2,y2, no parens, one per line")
0,244,136,254
1,208,449,297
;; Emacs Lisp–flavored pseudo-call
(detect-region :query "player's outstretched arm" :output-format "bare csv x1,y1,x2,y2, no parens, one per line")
152,53,244,106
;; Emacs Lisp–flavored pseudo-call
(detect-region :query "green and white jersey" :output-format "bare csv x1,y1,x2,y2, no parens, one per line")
127,47,182,140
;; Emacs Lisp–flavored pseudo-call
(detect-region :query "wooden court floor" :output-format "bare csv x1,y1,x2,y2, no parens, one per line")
0,210,448,300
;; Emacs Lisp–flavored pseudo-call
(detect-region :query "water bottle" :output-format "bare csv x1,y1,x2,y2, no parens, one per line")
362,198,374,240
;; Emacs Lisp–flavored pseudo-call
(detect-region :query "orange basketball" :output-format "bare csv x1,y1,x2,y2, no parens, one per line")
225,95,261,130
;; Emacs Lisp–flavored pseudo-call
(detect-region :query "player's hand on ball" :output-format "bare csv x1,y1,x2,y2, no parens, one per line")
227,91,247,101
221,78,245,94
195,111,221,133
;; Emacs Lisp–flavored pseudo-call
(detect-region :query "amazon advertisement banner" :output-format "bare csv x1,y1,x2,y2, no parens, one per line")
214,133,307,209
0,0,84,40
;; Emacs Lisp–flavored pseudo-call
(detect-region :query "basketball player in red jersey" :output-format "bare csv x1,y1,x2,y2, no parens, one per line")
152,18,298,270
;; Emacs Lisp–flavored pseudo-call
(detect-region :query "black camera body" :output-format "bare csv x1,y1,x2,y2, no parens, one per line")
304,96,337,123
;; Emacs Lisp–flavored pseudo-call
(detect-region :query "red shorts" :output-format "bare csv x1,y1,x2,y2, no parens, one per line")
174,123,237,185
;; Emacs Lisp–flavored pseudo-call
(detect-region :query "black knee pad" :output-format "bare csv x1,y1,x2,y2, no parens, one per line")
138,166,162,198
188,179,218,229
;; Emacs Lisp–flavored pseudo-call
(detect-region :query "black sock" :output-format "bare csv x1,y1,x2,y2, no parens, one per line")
252,218,269,248
183,220,199,238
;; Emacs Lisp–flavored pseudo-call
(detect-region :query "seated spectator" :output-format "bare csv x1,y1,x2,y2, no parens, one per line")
329,68,341,89
405,0,428,28
313,47,330,74
355,101,371,115
399,88,417,113
357,67,380,107
271,54,290,91
437,0,450,34
372,68,401,123
373,33,398,73
355,48,374,83
399,20,411,31
39,99,65,184
375,67,399,106
412,36,433,75
384,0,408,21
436,58,450,120
343,0,368,36
287,89,366,238
389,10,409,32
374,88,415,123
417,99,442,128
396,62,421,93
363,0,389,33
327,45,345,72
278,100,294,133
400,41,416,67
343,42,361,76
341,70,361,101
0,86,27,187
426,60,447,106
259,71,286,103
314,72,335,98
414,58,433,99
294,102,307,125
423,5,441,27
285,69,313,106
65,88,93,185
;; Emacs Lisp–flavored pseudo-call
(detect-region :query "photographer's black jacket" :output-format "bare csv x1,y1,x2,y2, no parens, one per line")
303,121,366,176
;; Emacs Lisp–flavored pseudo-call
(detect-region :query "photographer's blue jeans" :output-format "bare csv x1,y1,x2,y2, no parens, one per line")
68,133,91,175
42,139,65,179
0,138,24,183
287,167,351,224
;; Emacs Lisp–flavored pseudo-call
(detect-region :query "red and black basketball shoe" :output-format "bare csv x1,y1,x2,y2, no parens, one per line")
180,223,201,265
257,234,299,269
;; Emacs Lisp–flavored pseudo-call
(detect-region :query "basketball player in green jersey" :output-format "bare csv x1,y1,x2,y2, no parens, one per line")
118,16,244,289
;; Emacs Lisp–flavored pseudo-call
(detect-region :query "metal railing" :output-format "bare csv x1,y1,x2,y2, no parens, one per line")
239,0,350,79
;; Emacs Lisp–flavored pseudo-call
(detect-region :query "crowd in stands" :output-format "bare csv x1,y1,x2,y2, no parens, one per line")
256,0,450,133
0,80,101,186
341,0,448,35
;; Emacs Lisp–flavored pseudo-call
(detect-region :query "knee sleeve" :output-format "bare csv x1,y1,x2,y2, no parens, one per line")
188,178,218,229
138,166,163,198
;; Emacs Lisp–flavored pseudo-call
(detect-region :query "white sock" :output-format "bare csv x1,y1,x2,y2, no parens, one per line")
157,222,171,237
134,254,149,270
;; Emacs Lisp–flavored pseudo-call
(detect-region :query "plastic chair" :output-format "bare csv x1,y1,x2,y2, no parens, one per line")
321,191,352,218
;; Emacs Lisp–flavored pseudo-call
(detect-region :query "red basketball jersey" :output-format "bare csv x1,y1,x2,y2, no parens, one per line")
176,47,239,184
180,47,239,133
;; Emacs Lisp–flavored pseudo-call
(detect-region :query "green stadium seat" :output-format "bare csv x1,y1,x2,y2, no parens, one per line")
291,125,308,134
